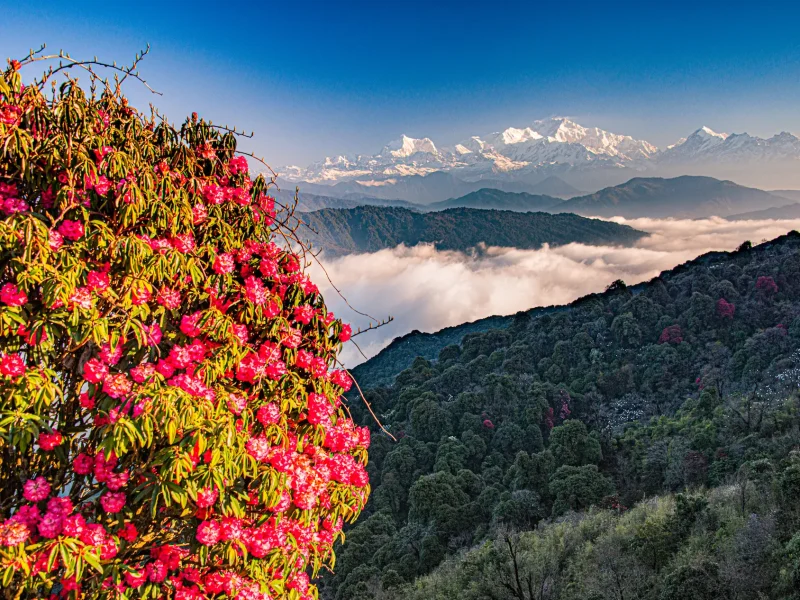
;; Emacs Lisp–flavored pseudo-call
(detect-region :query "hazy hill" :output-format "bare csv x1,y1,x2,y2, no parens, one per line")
300,206,645,256
526,174,585,198
558,175,794,218
426,188,564,212
727,202,800,220
273,189,419,212
769,189,800,202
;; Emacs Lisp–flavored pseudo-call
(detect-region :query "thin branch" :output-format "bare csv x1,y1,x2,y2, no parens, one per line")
337,360,396,442
350,317,394,338
20,45,161,95
348,337,369,362
205,123,255,138
235,149,278,180
307,249,382,322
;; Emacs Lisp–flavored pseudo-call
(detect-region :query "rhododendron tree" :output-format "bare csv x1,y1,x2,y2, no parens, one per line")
755,275,778,295
0,50,370,599
716,298,736,320
657,324,683,344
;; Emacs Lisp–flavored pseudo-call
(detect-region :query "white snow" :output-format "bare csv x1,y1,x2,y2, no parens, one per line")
278,119,800,184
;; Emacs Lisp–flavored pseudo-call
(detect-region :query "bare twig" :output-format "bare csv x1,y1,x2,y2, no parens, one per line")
350,318,394,338
337,360,396,442
19,45,162,96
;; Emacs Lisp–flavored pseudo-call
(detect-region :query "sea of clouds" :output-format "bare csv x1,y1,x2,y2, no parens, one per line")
308,217,800,366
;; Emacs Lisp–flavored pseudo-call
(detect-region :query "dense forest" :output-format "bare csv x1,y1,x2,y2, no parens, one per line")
325,232,800,600
300,206,644,255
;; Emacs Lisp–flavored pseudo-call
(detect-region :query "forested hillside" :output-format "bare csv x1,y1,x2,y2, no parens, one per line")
327,231,800,600
301,206,645,255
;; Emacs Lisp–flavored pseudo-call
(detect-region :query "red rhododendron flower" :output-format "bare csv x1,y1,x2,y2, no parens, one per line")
69,286,94,310
192,203,208,224
38,431,63,451
227,156,249,175
196,487,218,509
87,269,110,292
73,453,94,475
23,477,51,503
329,369,352,392
257,403,281,426
83,358,109,384
0,283,27,306
48,229,64,251
103,373,132,399
180,311,203,337
157,286,182,309
213,252,235,274
202,184,225,205
130,285,152,305
57,219,85,240
100,492,126,513
119,522,138,542
144,321,162,346
99,342,123,365
0,353,25,378
245,436,271,462
195,520,221,546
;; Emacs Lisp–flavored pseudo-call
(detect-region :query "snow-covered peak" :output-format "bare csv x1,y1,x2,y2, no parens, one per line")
535,118,587,143
695,126,729,140
381,134,438,158
277,119,800,185
495,127,543,145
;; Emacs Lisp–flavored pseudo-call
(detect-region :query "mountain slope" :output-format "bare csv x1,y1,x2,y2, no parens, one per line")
770,189,800,202
300,206,645,256
426,189,563,212
329,231,800,599
558,175,794,218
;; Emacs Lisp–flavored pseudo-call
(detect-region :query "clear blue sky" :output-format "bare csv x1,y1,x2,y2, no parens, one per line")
2,0,800,167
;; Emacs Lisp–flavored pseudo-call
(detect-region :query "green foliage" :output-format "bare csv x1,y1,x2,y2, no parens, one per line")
326,233,800,598
549,465,614,516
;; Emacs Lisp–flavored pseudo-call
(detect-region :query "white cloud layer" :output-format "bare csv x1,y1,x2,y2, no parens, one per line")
309,217,800,366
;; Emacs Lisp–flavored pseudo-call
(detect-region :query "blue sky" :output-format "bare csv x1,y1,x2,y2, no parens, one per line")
2,0,800,167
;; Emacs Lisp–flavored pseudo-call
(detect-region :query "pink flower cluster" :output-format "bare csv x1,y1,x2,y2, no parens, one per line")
0,282,27,306
0,182,29,214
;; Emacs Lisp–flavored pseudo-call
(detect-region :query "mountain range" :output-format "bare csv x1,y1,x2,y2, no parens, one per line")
278,118,800,201
557,175,796,218
289,175,799,220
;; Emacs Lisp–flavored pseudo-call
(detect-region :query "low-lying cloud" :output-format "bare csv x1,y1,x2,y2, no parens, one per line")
309,217,800,366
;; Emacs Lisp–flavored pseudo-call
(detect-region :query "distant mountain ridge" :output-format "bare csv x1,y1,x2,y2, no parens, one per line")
278,118,800,198
299,206,645,256
284,176,796,218
558,175,795,218
426,189,563,212
727,202,800,221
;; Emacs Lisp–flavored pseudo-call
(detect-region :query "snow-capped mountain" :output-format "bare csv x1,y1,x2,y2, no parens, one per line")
280,118,659,184
278,119,800,196
661,126,800,163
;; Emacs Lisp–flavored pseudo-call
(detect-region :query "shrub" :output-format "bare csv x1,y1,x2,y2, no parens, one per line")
0,51,367,598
